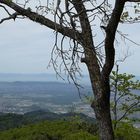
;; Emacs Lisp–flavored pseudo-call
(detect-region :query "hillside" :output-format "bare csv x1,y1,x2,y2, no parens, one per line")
0,110,99,140
0,119,98,140
0,118,140,140
0,110,96,131
0,110,140,140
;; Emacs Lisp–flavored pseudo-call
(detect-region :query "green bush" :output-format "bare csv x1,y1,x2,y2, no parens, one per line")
0,120,98,140
115,122,140,140
0,119,140,140
63,131,98,140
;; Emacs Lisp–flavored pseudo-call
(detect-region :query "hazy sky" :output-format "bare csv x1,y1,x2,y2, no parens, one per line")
0,19,57,74
0,11,140,75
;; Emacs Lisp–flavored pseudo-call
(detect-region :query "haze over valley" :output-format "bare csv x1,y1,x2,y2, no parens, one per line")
0,73,94,117
0,73,140,125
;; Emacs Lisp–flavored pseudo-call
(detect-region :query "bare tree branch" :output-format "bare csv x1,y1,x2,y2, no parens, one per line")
0,4,11,15
118,101,140,122
0,12,19,23
0,0,82,43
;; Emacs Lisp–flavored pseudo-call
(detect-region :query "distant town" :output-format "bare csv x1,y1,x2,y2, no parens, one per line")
0,81,94,117
0,76,140,128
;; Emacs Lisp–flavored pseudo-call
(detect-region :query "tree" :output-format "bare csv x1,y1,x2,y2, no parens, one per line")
110,64,140,129
0,0,140,140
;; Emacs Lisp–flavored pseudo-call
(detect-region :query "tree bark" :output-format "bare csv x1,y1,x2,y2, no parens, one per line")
88,1,125,139
87,62,114,140
92,102,114,140
72,1,115,139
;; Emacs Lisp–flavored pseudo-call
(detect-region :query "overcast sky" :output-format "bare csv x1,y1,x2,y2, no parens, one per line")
0,11,140,76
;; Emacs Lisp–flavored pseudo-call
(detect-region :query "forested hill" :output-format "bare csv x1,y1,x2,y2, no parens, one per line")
0,110,96,131
0,111,140,140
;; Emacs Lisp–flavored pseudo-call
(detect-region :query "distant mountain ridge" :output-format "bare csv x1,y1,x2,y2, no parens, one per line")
0,73,91,85
0,73,140,85
0,73,63,82
0,110,96,131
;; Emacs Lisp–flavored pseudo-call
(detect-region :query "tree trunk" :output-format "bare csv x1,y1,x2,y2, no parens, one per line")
87,63,114,140
91,95,114,140
82,46,115,140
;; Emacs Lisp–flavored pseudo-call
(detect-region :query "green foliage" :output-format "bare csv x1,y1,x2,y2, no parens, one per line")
5,0,12,3
64,131,98,140
110,71,140,128
115,122,140,140
0,118,140,140
0,119,98,140
111,72,140,92
0,110,96,132
0,113,25,131
69,115,98,135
